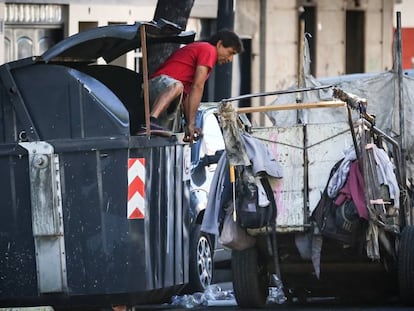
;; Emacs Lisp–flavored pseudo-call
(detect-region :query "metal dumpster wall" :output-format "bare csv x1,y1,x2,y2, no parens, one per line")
0,144,37,300
0,62,130,143
128,136,190,293
0,136,190,308
60,136,190,299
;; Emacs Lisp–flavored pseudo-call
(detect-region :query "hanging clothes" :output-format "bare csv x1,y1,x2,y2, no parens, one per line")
334,160,368,220
327,146,356,198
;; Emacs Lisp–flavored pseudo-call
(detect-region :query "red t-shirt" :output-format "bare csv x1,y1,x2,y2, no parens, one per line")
151,42,217,95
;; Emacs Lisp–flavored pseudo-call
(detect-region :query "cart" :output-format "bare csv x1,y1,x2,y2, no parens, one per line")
215,87,414,307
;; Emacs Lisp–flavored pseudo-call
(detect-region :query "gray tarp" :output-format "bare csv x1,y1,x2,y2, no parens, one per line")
266,70,414,184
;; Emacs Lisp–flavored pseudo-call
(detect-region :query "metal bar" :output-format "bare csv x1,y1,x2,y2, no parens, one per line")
360,125,380,259
332,87,375,124
19,141,67,293
297,19,305,96
140,24,151,137
221,84,333,103
346,106,361,165
303,124,309,223
361,119,406,231
297,20,308,223
394,11,411,225
215,0,234,101
395,11,405,159
296,18,305,123
236,100,345,114
0,63,40,141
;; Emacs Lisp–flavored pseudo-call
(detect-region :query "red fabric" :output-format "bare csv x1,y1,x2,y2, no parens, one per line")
151,42,217,94
393,28,414,69
334,160,368,220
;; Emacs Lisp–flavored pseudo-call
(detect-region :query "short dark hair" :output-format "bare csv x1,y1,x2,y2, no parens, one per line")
208,29,244,53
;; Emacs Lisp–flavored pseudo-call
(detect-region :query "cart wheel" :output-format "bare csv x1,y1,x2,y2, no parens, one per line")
187,224,213,293
398,225,414,305
232,247,268,308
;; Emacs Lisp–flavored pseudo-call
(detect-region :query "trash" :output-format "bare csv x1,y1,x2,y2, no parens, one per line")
171,293,208,309
170,284,235,308
267,274,287,304
204,284,234,301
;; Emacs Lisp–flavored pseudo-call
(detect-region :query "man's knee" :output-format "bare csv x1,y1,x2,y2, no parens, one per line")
170,81,184,98
157,81,183,104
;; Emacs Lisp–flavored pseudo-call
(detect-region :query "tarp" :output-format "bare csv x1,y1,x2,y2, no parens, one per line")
266,70,414,184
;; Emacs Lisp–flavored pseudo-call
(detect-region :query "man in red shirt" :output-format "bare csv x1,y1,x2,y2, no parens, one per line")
149,29,243,142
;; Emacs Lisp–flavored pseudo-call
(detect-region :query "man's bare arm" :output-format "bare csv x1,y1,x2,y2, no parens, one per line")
183,65,209,141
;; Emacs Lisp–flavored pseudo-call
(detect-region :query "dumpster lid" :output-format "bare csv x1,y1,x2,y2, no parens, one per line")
41,19,196,64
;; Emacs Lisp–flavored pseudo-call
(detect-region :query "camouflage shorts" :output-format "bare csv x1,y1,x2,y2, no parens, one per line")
148,75,180,106
148,75,183,131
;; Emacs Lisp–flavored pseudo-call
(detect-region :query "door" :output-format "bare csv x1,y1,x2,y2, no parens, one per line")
4,27,63,62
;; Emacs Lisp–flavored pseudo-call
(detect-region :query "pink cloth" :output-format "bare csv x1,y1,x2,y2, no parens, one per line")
334,160,368,220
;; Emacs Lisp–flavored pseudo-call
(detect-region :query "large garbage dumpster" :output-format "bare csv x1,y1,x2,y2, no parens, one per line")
0,21,194,310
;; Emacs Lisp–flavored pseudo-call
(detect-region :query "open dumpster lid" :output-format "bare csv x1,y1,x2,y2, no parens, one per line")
41,19,195,63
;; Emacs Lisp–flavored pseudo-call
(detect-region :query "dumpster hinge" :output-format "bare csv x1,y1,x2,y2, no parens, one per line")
19,141,68,294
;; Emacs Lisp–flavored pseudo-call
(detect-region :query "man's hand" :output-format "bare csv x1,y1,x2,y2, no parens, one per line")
184,124,203,143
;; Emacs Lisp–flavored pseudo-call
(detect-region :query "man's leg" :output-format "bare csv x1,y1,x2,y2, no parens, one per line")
150,81,183,119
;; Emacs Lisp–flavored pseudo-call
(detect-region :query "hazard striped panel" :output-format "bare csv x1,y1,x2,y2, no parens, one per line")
127,158,145,219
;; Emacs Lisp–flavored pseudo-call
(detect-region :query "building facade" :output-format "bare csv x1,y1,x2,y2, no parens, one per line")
395,0,414,69
0,0,402,124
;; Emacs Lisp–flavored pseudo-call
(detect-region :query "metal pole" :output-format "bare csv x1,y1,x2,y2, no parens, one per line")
394,11,410,225
396,12,405,160
259,0,267,125
297,18,305,123
214,0,234,102
297,18,308,224
221,84,333,103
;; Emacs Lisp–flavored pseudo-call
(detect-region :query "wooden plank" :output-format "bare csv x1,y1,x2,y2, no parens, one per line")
236,100,346,114
140,25,150,136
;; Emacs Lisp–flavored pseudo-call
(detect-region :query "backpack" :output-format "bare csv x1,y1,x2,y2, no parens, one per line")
235,166,276,229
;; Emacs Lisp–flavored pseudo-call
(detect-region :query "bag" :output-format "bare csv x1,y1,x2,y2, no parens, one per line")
313,197,361,245
219,205,255,250
312,159,363,245
335,199,360,232
235,167,276,229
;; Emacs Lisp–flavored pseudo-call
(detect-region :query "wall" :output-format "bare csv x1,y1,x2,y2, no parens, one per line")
235,0,261,112
235,0,300,125
234,0,395,126
67,4,154,68
365,0,393,72
316,0,393,77
0,0,398,126
0,0,216,67
395,0,414,69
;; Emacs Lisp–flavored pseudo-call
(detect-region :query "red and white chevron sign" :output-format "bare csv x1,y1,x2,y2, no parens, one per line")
127,158,145,219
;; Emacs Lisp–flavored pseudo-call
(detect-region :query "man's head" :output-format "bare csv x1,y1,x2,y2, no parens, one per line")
208,29,244,65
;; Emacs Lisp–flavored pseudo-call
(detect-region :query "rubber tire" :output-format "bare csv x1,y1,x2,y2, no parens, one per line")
187,224,214,293
398,225,414,306
232,247,268,308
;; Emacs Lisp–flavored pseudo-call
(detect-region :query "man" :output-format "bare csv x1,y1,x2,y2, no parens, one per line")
148,29,243,142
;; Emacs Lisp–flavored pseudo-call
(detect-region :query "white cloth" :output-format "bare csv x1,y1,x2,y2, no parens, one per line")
327,146,356,198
